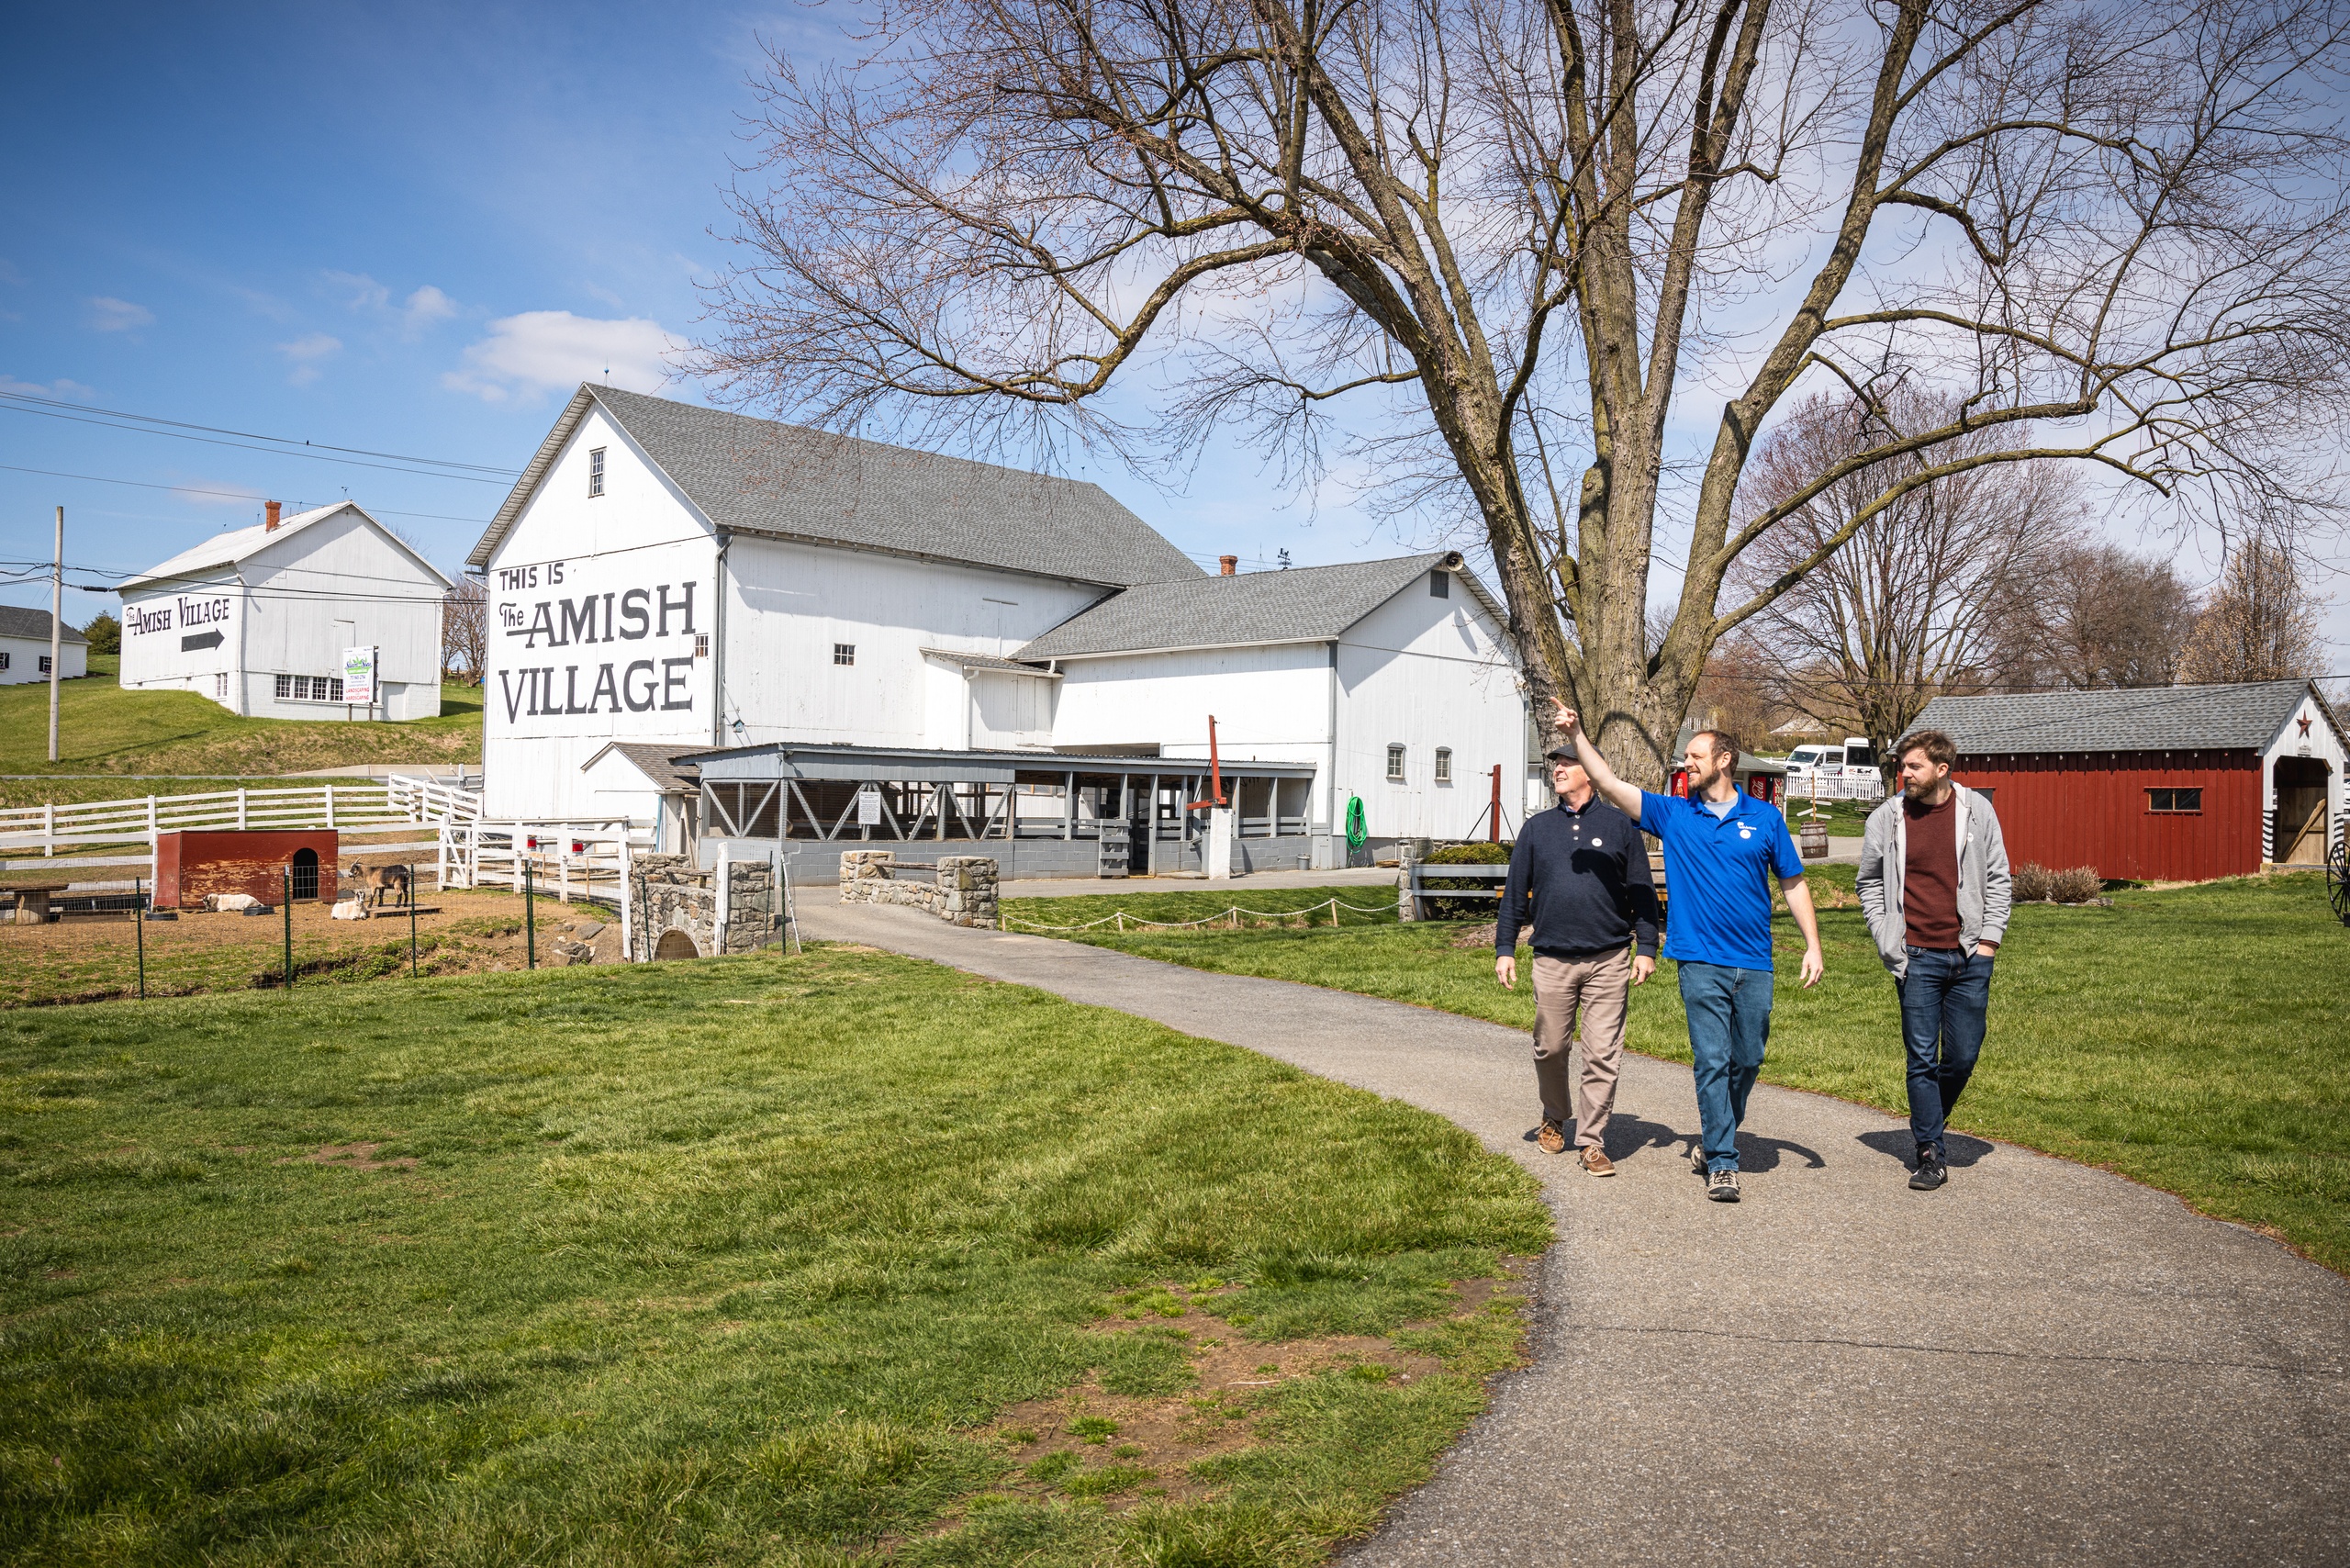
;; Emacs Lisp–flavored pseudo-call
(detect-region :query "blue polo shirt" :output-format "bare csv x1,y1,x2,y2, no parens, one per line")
1639,790,1806,970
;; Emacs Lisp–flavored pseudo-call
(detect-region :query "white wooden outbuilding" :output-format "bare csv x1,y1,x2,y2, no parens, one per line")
0,607,87,686
118,501,451,722
467,385,1535,874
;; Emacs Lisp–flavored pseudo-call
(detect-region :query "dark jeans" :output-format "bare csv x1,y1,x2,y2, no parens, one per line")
1677,961,1773,1172
1897,946,1993,1157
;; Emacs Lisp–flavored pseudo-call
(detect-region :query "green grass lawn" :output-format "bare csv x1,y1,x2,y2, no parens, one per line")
1002,871,2350,1274
0,947,1547,1565
1,656,481,781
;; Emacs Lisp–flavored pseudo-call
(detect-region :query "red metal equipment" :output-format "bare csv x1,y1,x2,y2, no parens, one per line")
1184,716,1228,810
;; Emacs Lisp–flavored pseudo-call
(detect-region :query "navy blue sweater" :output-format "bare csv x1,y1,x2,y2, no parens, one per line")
1495,795,1660,958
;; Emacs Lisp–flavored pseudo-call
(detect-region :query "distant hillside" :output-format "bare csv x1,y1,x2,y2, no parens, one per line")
1,656,482,786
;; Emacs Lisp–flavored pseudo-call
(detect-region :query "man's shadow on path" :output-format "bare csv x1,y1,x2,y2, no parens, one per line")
1855,1128,1995,1169
1521,1115,1827,1174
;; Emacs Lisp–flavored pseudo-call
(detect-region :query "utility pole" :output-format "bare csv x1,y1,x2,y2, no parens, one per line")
48,506,63,764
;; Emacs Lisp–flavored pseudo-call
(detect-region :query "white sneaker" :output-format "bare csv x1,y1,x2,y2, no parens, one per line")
1706,1169,1741,1203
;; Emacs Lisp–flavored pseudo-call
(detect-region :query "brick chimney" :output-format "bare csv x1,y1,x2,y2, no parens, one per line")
1219,554,1237,576
264,500,283,532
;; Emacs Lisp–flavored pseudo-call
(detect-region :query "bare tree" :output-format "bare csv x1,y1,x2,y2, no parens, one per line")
1729,392,2067,779
442,576,488,687
2177,535,2326,683
1689,631,1789,756
697,0,2350,785
2034,543,2199,689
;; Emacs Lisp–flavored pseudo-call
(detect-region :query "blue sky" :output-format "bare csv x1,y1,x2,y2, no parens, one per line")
0,0,1390,622
2,1,2341,667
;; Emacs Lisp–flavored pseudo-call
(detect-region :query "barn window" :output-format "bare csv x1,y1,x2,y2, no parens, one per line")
1429,569,1449,599
693,633,710,657
834,643,856,666
1435,747,1453,783
39,655,51,674
216,672,229,697
0,651,10,669
1386,744,1406,781
2147,787,2202,813
588,447,606,497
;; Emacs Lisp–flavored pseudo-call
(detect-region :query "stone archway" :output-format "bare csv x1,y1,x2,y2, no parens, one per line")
654,929,701,960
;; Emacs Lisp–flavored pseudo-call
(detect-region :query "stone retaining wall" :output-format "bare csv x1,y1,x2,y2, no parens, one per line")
838,850,999,927
629,853,779,958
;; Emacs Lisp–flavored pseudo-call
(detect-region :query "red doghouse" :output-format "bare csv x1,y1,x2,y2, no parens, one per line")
154,830,341,909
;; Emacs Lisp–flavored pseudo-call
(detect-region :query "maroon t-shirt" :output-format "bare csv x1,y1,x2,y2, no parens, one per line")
1903,792,1962,949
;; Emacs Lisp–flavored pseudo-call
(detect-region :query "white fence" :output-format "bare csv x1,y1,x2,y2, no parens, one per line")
435,819,648,906
1784,772,1886,803
0,775,485,873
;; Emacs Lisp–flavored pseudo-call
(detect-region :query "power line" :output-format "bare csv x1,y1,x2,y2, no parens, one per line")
0,389,519,476
0,465,489,524
0,399,515,485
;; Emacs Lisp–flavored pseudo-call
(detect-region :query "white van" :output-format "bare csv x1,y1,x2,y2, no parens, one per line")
1783,736,1876,782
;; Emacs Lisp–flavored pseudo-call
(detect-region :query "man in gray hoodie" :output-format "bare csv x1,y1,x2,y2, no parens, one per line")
1855,729,2012,1192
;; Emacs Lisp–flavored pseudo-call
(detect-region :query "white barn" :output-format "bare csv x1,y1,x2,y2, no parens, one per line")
0,607,88,685
468,385,1534,877
119,501,451,722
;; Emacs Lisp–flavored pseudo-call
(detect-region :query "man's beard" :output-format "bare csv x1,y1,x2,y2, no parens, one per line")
1903,778,1939,803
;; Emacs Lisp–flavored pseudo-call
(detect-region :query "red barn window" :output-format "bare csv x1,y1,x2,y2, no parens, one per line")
2146,787,2202,813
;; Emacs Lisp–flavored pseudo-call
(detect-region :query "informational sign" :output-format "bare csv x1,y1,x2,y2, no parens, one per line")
490,548,708,736
342,646,378,706
856,786,883,826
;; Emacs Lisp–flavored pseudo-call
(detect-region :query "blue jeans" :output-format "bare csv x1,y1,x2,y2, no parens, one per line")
1897,946,1993,1157
1678,961,1773,1172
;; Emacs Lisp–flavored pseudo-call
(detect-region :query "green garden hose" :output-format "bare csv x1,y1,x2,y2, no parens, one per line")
1344,796,1367,848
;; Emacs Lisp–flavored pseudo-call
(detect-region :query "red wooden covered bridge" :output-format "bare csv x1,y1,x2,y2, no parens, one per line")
1913,680,2344,882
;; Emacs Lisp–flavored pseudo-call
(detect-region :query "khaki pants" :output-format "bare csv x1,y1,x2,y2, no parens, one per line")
1532,949,1631,1148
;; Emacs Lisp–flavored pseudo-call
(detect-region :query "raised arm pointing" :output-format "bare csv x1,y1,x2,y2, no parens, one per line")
1550,700,1643,819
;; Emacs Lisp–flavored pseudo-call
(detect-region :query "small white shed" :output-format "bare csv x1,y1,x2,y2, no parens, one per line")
118,501,452,722
0,607,88,686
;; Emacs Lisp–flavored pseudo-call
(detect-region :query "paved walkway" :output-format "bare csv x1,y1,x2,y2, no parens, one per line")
800,903,2350,1566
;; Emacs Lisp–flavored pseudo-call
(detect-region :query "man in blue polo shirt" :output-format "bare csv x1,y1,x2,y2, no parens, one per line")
1552,703,1824,1203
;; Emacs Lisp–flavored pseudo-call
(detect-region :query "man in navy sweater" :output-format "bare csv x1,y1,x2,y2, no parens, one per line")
1496,743,1660,1175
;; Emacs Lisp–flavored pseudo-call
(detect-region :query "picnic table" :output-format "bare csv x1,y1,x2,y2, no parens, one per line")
7,882,71,925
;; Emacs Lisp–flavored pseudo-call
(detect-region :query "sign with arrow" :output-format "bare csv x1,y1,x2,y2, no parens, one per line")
180,630,224,652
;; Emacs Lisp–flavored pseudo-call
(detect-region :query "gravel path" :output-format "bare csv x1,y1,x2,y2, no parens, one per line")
800,902,2350,1566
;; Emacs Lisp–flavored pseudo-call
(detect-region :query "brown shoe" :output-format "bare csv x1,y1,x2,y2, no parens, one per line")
1580,1147,1617,1177
1537,1120,1568,1154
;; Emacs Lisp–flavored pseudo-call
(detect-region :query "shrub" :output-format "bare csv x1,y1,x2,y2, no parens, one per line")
1417,840,1510,921
2014,862,2103,903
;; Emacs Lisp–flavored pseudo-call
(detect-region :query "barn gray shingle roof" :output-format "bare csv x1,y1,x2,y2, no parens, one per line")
467,386,1202,588
1914,680,2332,755
0,607,89,644
1015,553,1472,658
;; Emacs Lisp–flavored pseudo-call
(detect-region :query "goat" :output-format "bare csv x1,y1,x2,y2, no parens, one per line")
348,861,412,909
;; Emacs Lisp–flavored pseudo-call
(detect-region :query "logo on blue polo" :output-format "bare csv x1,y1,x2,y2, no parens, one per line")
1738,825,1753,839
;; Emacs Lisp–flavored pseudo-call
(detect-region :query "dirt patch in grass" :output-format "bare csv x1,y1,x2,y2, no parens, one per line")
929,1265,1531,1540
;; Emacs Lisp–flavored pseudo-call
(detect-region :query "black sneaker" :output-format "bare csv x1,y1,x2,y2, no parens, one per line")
1706,1169,1741,1203
1910,1149,1948,1191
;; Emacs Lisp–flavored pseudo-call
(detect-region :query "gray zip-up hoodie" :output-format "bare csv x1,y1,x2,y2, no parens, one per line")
1855,783,2012,979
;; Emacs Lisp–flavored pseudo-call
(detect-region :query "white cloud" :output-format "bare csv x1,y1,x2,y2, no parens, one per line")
401,285,456,336
442,310,678,402
0,374,96,399
324,270,389,310
89,297,154,332
277,331,343,386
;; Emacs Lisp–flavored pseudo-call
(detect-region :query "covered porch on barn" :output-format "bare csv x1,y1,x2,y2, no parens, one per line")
677,742,1323,882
